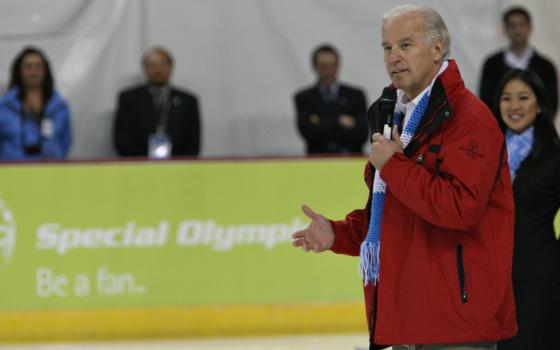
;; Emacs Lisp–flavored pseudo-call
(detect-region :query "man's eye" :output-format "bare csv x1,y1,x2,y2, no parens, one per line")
400,43,411,49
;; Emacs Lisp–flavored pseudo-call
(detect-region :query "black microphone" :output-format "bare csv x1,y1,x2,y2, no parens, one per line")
379,87,397,139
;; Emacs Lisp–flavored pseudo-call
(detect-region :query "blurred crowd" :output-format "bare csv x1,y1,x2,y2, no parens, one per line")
0,6,556,162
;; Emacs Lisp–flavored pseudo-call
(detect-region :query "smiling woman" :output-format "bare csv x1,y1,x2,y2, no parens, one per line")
493,69,560,350
0,47,72,160
499,79,540,133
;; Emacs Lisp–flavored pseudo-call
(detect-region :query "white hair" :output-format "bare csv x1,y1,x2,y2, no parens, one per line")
382,5,451,59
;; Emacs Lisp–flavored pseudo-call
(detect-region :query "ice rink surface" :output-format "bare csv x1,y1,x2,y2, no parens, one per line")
1,334,382,350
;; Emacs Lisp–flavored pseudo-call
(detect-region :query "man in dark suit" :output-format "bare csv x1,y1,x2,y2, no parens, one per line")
294,44,368,155
479,6,558,115
114,47,200,157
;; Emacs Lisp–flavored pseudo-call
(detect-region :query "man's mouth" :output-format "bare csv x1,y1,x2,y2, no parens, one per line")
392,69,408,76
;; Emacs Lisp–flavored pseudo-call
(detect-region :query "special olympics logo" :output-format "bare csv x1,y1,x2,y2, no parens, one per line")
0,197,15,266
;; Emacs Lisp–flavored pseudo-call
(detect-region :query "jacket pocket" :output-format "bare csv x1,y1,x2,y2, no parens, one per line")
456,244,468,303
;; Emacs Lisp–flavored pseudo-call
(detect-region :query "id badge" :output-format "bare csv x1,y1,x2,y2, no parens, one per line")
41,118,54,138
148,133,172,159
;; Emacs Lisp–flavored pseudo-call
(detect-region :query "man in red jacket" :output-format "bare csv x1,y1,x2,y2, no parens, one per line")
292,4,517,350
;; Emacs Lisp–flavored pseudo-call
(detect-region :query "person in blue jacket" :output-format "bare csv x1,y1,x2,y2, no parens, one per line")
0,46,72,160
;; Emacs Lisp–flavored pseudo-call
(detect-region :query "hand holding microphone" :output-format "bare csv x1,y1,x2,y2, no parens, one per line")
369,87,403,170
369,129,403,170
379,87,397,139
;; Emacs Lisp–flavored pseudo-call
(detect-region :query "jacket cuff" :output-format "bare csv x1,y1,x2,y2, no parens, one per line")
380,153,406,185
329,219,360,256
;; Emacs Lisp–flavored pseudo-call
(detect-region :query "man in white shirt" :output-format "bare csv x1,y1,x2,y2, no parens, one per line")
292,4,517,350
479,6,558,115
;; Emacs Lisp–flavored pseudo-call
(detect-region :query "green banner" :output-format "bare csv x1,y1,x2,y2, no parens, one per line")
0,159,368,311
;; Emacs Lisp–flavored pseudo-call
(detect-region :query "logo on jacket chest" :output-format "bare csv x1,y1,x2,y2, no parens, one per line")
459,141,484,159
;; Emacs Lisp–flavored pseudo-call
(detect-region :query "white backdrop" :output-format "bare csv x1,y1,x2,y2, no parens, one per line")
0,0,558,159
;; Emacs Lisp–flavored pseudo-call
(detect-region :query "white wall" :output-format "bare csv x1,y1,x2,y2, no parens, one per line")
0,0,557,159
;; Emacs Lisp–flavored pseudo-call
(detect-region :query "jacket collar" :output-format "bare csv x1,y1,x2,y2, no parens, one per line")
366,59,463,148
401,60,464,158
418,59,465,126
436,59,464,104
2,86,64,112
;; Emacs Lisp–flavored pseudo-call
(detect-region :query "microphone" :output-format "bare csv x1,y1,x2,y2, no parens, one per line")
379,87,397,139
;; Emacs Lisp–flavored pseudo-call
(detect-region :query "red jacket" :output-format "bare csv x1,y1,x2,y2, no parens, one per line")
330,60,517,346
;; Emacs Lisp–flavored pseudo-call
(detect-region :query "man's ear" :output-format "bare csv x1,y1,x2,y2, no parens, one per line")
432,39,444,62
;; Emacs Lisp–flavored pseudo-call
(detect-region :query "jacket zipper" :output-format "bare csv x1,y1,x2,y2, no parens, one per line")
369,283,379,343
456,244,468,303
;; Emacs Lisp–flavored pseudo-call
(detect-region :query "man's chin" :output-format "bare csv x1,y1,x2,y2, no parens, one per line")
390,80,405,90
149,80,169,87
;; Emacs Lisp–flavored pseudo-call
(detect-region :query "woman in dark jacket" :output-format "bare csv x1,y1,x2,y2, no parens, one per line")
495,69,560,350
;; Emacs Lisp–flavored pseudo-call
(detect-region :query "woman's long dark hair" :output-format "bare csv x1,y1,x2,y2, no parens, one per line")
492,68,560,172
8,46,54,104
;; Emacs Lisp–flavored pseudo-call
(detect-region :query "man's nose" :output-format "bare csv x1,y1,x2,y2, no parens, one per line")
387,49,402,63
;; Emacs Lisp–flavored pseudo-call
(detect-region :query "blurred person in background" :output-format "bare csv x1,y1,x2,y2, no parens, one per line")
0,46,72,160
479,6,558,116
493,69,560,350
113,46,200,158
294,44,368,155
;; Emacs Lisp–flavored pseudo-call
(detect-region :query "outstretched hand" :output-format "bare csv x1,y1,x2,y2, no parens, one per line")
292,205,335,253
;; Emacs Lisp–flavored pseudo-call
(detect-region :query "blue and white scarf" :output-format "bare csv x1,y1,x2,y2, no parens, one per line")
359,91,431,286
505,127,534,181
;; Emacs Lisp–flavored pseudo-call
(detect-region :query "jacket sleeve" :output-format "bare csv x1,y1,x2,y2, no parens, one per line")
0,102,24,160
337,89,369,148
546,64,558,115
330,208,368,256
185,96,201,156
43,100,72,159
329,163,372,256
380,113,505,232
294,93,338,145
114,92,136,156
478,59,496,110
57,103,72,157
